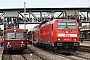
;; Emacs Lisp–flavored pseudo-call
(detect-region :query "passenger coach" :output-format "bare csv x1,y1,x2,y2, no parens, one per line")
4,28,27,51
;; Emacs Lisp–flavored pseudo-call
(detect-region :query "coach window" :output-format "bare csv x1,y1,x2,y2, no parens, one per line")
7,33,15,39
16,32,24,39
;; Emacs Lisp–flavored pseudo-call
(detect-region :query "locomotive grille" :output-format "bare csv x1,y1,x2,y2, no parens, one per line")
63,43,73,48
56,42,77,48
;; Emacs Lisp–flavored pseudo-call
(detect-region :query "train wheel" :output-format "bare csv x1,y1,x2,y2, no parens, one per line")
47,45,52,50
37,43,42,47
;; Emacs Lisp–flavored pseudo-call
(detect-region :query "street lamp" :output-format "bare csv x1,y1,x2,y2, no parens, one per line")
24,2,26,30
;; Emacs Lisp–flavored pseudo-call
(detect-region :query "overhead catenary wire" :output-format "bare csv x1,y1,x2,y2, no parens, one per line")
57,0,90,7
57,0,68,8
48,0,69,8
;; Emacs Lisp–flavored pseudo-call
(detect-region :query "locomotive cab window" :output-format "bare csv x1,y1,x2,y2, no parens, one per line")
57,20,76,30
67,22,76,30
5,32,26,39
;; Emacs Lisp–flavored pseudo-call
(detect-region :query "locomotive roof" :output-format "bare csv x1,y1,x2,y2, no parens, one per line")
52,19,77,23
40,19,77,25
4,28,26,32
54,19,76,21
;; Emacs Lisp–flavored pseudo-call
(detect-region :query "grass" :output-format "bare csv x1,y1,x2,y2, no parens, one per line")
24,49,42,60
2,54,10,60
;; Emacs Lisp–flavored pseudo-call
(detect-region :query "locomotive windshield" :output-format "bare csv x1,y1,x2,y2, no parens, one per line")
6,32,25,39
57,20,76,30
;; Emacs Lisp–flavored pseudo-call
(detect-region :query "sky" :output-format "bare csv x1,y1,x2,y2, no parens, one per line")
0,0,90,8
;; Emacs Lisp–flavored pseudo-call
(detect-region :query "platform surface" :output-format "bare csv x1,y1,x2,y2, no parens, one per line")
80,41,90,46
0,47,4,60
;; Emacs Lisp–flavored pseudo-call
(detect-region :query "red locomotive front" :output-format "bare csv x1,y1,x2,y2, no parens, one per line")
4,28,27,51
52,19,80,52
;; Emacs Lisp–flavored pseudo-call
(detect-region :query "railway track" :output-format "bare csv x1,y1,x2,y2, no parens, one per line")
3,43,90,60
27,44,90,60
46,48,90,60
10,54,37,60
54,46,90,60
10,54,28,60
27,44,71,60
78,46,90,53
2,48,42,60
52,46,90,60
72,51,90,60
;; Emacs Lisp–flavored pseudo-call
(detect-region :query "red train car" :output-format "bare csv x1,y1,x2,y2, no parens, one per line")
28,19,80,53
27,25,39,44
4,28,27,51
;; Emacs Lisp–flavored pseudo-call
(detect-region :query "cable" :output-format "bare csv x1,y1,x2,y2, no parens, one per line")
49,0,56,6
57,0,68,7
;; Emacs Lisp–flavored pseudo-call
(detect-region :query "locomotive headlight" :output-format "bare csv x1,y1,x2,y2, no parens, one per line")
14,29,16,32
21,41,25,47
21,41,24,44
58,39,60,40
7,42,11,48
7,42,10,44
58,38,62,41
73,38,77,42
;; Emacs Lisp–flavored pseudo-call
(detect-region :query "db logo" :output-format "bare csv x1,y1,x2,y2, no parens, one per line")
66,34,69,37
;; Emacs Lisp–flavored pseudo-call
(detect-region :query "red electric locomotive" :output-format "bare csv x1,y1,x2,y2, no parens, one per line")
28,19,80,53
4,28,27,52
